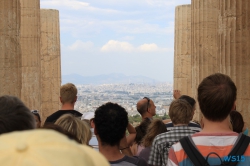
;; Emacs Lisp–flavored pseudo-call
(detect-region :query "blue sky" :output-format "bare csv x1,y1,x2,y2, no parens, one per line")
41,0,191,82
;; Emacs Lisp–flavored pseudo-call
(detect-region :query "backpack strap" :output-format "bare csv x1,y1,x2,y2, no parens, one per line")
222,133,250,166
179,136,209,166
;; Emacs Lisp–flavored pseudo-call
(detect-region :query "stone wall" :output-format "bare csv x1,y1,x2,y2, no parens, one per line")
174,5,192,97
0,0,21,97
191,0,250,125
20,0,41,110
40,9,61,122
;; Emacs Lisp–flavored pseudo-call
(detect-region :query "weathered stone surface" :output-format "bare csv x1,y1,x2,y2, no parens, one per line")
174,5,192,97
20,0,41,110
191,0,221,121
40,9,61,122
0,0,21,97
191,0,250,127
218,0,250,129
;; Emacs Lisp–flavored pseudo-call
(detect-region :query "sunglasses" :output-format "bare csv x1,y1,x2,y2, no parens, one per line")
143,97,150,112
31,110,39,114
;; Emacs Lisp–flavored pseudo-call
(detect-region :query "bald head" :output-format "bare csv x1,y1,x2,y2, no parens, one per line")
136,98,149,116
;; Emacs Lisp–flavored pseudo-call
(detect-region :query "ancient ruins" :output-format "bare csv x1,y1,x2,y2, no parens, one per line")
0,0,61,121
175,0,250,123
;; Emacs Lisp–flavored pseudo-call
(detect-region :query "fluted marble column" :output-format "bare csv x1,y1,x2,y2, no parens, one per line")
218,0,250,128
0,0,21,97
20,0,41,110
40,9,61,122
191,0,250,127
174,5,192,97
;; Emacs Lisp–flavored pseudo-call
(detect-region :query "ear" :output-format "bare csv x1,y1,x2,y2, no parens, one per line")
74,96,77,102
59,97,63,103
232,100,236,110
93,121,98,135
90,119,95,128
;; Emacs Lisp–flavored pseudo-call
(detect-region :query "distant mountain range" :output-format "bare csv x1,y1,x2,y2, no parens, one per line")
62,73,160,85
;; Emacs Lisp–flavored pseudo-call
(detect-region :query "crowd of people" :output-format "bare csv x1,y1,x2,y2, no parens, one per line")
0,73,249,166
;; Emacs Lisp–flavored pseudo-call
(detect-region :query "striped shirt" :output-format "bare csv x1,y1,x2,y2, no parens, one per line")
148,126,196,166
168,132,250,166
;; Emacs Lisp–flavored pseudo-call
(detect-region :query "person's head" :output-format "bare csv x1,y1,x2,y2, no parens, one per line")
179,95,196,110
0,95,36,134
81,112,95,128
198,73,237,122
31,110,41,128
55,114,91,145
179,95,196,120
142,119,167,147
94,102,128,147
169,99,193,125
0,130,110,166
230,110,244,133
42,123,81,143
134,118,151,145
60,83,77,104
136,97,156,118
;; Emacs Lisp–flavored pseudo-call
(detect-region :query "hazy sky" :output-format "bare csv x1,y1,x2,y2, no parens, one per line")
41,0,191,82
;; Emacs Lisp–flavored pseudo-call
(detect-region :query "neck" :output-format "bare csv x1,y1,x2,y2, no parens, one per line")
98,141,124,161
142,113,153,120
201,116,232,133
61,103,75,110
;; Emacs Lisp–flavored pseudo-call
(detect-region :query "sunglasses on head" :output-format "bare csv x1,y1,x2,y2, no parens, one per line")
31,110,39,114
143,97,150,112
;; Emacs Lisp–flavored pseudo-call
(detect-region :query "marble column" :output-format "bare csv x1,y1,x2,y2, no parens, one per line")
174,5,192,97
40,9,61,122
20,0,41,110
0,0,21,97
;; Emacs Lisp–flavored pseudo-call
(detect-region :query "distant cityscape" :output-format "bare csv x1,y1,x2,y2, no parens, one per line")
74,83,173,116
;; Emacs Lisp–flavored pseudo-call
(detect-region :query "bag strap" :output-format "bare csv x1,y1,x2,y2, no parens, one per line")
179,136,209,166
222,133,250,166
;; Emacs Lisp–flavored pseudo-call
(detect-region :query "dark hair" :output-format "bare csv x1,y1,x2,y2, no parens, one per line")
94,102,128,146
42,124,81,143
230,110,244,133
0,95,36,134
198,73,237,121
179,95,196,108
134,118,151,145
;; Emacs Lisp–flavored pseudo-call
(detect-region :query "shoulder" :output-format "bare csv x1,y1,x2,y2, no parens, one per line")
45,110,63,122
152,132,168,144
166,122,173,127
71,110,83,117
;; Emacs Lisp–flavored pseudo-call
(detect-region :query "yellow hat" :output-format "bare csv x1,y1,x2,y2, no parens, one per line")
0,129,109,166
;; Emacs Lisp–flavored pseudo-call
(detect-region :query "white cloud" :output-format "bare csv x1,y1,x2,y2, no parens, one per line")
101,40,134,52
41,0,123,14
68,40,94,50
138,43,159,52
100,40,172,53
41,0,89,10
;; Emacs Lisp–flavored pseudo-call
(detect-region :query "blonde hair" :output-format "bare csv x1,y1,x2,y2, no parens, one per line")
142,119,167,147
60,83,77,104
169,99,193,125
55,114,91,145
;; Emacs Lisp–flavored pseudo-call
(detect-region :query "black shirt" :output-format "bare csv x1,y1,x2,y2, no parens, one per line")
45,110,82,123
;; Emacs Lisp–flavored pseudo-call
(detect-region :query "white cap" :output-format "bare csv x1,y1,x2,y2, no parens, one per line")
81,112,94,120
